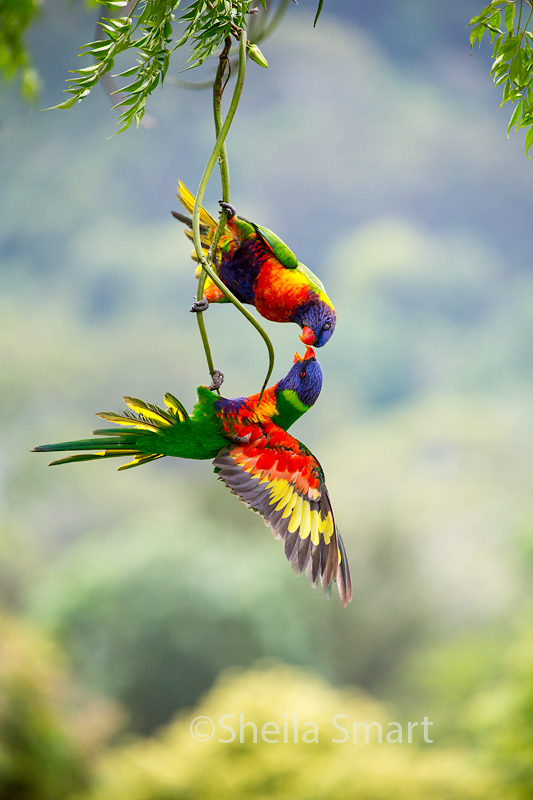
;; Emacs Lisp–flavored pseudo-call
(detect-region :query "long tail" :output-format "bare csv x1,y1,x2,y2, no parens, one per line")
172,181,217,263
33,394,189,471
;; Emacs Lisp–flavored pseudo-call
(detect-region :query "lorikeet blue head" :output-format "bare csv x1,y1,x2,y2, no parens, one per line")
276,347,323,409
292,300,337,349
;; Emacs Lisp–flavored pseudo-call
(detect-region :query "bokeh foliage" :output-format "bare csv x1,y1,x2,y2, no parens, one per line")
467,608,533,798
83,665,494,800
0,0,41,100
0,613,118,800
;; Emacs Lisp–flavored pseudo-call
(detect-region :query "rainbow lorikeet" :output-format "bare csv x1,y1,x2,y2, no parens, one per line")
33,348,351,606
172,182,337,348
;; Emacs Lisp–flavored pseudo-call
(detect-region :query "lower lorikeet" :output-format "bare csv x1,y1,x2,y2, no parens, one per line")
172,182,337,348
33,348,352,606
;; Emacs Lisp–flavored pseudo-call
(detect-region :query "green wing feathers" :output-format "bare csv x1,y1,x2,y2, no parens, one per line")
253,222,298,270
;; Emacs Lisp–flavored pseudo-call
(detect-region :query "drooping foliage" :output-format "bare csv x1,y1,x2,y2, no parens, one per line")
469,0,533,154
49,0,286,133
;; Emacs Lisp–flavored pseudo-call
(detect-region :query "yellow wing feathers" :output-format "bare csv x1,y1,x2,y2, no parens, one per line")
177,181,217,228
213,441,351,606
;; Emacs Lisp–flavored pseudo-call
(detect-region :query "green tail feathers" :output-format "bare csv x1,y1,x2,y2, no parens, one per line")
32,393,189,471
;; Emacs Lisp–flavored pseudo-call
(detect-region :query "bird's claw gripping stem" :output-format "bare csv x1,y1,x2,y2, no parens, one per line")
209,370,224,391
219,200,237,219
190,296,209,313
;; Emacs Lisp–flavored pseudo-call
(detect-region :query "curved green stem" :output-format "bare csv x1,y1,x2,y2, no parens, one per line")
213,36,231,202
194,299,218,387
192,29,275,397
208,36,231,260
194,36,232,395
191,32,247,261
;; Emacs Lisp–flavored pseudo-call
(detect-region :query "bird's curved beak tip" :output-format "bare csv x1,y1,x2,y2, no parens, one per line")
293,345,316,363
299,326,315,345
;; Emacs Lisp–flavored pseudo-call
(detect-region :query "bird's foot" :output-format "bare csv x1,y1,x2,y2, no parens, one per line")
209,370,224,391
219,200,237,219
190,296,209,313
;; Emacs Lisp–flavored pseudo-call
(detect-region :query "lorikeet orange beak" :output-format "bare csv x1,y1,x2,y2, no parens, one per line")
293,347,316,363
299,326,315,345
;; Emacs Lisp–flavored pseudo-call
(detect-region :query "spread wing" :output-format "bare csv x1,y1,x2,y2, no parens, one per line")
213,424,352,606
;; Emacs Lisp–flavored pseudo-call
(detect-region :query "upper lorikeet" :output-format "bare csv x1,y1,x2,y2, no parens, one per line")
33,348,352,606
172,182,337,348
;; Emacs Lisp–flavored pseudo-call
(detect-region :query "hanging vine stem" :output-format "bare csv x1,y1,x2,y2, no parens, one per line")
193,36,231,394
211,35,231,232
192,29,276,398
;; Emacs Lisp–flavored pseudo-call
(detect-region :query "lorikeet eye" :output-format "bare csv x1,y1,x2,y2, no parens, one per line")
299,369,306,379
322,322,331,331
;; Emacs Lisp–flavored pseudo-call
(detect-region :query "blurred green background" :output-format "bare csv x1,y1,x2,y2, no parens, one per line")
2,1,533,797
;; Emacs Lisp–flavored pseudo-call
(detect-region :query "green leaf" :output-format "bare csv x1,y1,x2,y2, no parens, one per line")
488,10,502,31
113,65,140,78
479,3,495,20
507,98,523,134
524,123,533,156
115,77,145,93
46,96,78,110
491,32,503,55
314,0,324,27
470,23,486,50
72,65,100,73
502,77,512,100
79,41,113,53
505,2,515,31
111,96,139,109
86,43,114,56
498,36,520,56
509,55,522,83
